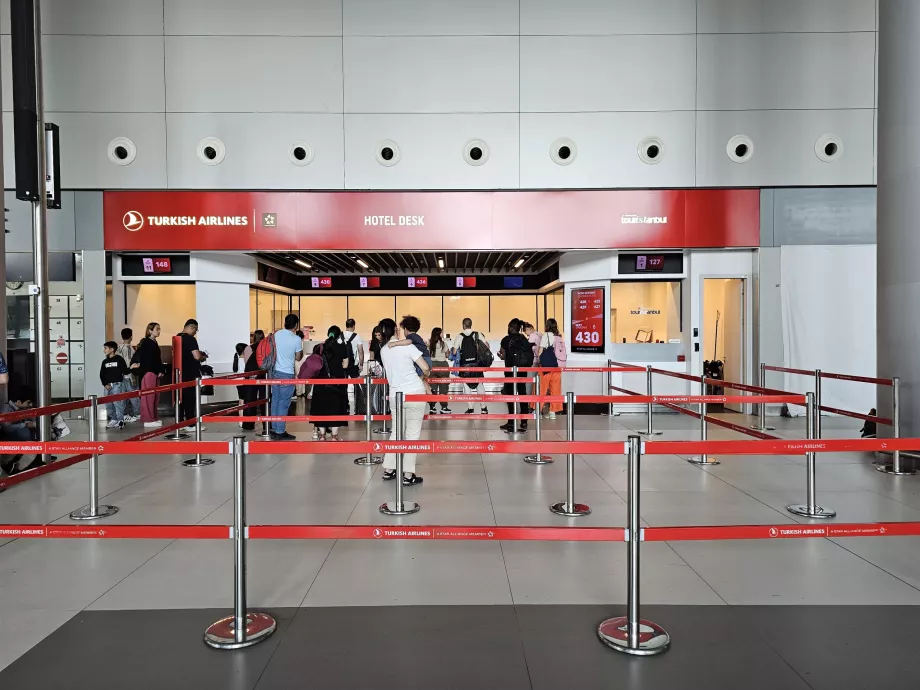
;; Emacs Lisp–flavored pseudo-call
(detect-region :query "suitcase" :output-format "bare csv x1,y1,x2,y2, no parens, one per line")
354,381,368,416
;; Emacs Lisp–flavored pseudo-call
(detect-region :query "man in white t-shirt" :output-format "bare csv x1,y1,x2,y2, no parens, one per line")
450,317,489,414
344,319,364,375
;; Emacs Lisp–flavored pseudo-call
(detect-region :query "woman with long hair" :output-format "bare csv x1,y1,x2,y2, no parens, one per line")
427,327,451,415
240,330,265,431
309,325,349,440
377,317,429,485
131,322,166,427
536,317,566,419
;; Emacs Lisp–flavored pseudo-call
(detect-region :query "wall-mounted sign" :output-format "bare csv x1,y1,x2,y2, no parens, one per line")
571,287,606,354
311,277,332,288
407,277,428,288
142,257,172,274
359,276,381,288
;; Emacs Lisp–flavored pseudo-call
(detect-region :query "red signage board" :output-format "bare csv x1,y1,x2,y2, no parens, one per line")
103,189,759,251
571,287,606,354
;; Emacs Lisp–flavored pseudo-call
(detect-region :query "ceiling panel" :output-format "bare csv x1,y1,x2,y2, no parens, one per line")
254,251,561,276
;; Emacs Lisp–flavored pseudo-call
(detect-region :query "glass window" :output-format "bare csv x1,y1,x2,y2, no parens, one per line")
249,288,258,334
443,295,489,343
255,290,273,333
536,296,546,335
489,295,537,339
610,281,680,344
300,296,347,338
395,296,442,341
126,283,196,344
348,296,395,341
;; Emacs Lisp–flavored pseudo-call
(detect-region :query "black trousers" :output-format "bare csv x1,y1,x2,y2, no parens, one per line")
503,371,530,416
180,379,196,421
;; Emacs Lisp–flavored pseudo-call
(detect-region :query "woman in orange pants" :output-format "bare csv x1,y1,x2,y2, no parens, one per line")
537,318,566,418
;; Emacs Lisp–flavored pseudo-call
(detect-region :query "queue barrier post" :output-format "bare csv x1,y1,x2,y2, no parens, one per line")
255,381,272,439
814,369,823,440
524,371,552,465
205,436,276,649
787,392,836,519
605,360,620,417
640,365,661,436
166,368,190,441
355,374,383,466
750,363,776,432
69,395,119,521
512,365,519,434
550,392,590,516
374,379,391,435
380,392,419,516
183,378,215,467
687,374,719,466
598,435,670,656
878,377,915,476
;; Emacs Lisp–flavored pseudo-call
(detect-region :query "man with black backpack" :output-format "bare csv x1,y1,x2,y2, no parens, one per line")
451,318,492,414
498,318,531,433
344,319,363,413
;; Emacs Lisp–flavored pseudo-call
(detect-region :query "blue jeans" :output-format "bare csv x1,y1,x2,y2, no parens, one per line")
270,371,295,434
105,381,126,422
122,375,139,417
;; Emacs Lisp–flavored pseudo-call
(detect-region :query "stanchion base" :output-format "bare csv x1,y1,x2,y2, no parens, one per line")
69,504,119,521
597,617,670,657
550,501,591,517
204,612,276,650
523,454,553,465
166,432,191,441
374,427,392,435
354,456,384,466
254,432,272,439
750,425,776,431
639,431,663,437
183,457,215,467
786,504,836,519
686,455,720,466
876,464,917,476
380,500,420,516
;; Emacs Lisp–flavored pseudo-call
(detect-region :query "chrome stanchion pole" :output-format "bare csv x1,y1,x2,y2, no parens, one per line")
814,369,823,440
70,395,118,520
166,368,190,440
879,376,914,475
255,379,272,439
183,378,215,467
787,392,836,518
512,365,519,434
606,360,620,417
525,372,552,464
598,435,669,656
751,363,775,431
380,392,419,516
551,392,590,516
374,380,391,435
640,365,661,436
355,374,382,466
205,436,276,649
688,374,719,466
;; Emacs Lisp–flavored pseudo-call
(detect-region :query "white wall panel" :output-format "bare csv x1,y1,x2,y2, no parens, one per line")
166,37,342,112
344,37,518,113
344,0,518,36
521,0,696,35
698,0,875,33
166,113,344,189
520,111,695,188
50,113,167,188
43,36,165,112
41,0,165,35
697,33,875,111
344,114,519,189
696,109,874,187
521,36,696,112
1,35,11,111
165,0,342,36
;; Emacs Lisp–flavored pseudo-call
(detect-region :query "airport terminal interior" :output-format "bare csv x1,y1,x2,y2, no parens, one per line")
0,1,918,688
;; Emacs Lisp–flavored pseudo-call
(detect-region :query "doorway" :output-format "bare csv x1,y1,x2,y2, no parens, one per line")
702,278,745,413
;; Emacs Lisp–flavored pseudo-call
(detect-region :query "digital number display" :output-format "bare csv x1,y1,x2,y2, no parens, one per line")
636,255,665,271
359,277,380,288
456,277,477,288
142,258,172,274
311,277,333,288
571,287,606,354
408,277,428,288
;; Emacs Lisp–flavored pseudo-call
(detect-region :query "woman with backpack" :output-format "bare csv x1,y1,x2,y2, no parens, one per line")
536,318,566,419
427,327,451,415
309,326,349,440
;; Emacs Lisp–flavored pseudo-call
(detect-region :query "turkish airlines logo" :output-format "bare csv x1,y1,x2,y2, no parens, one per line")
123,210,144,231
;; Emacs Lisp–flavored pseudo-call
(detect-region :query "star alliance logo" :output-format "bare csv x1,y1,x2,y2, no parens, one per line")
262,213,277,228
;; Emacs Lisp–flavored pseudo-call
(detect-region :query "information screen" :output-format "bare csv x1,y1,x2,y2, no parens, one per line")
359,277,381,288
456,276,477,288
311,276,333,288
571,286,606,353
407,277,429,288
635,255,665,271
142,257,172,273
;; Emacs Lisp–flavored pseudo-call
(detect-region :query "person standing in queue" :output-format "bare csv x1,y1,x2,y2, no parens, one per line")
131,322,166,428
116,328,140,423
241,330,265,431
177,319,206,423
428,327,451,415
498,318,531,433
451,318,490,415
536,318,566,420
377,317,429,485
310,326,349,440
269,315,304,441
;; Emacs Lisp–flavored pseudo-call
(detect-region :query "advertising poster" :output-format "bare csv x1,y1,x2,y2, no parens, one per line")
571,287,606,354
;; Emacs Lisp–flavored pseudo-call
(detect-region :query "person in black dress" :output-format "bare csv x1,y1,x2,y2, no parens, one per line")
310,326,350,440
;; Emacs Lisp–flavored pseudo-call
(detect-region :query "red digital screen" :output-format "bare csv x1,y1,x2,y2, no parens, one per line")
142,257,172,273
571,287,606,353
636,255,665,271
408,277,428,288
359,276,381,288
456,276,477,288
311,276,332,288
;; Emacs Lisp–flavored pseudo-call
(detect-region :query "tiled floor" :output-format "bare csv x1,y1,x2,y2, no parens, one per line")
1,401,919,685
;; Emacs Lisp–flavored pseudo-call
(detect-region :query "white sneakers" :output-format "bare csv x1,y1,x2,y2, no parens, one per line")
106,420,125,429
143,420,163,428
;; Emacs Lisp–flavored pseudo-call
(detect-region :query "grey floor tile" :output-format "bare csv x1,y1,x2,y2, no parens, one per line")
0,608,77,673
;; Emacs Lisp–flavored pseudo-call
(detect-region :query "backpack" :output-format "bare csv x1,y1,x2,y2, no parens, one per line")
505,333,531,368
458,332,493,377
344,333,359,377
256,333,277,371
298,353,324,380
539,333,559,368
553,333,567,364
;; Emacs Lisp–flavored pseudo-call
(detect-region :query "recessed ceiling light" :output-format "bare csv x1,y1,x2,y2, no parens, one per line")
356,258,370,269
513,257,526,269
294,259,311,269
437,258,445,269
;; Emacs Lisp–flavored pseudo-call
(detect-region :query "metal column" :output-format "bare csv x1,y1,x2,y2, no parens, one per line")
69,395,118,520
183,378,214,467
255,382,272,439
814,369,823,440
550,392,590,516
878,377,914,475
787,392,836,519
524,372,552,464
166,368,190,440
355,374,382,466
639,365,661,436
379,392,419,515
750,363,775,431
687,374,719,466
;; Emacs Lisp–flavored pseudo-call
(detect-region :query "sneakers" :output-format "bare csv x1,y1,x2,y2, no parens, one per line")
480,408,489,414
106,420,125,429
124,415,139,423
544,412,556,420
440,407,452,414
402,473,423,486
143,420,163,428
270,432,296,441
312,429,320,440
382,469,398,481
465,408,475,415
56,425,72,438
499,422,513,431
